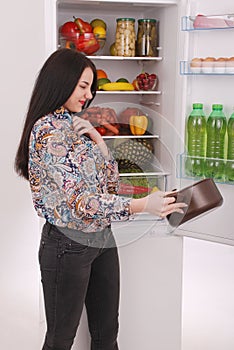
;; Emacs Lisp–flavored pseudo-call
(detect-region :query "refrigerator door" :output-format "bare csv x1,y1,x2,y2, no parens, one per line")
173,0,234,246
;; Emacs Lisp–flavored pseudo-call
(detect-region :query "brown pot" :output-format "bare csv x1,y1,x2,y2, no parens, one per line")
166,178,223,227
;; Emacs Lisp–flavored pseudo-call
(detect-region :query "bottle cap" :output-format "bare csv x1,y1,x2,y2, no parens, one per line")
212,104,223,110
193,103,203,109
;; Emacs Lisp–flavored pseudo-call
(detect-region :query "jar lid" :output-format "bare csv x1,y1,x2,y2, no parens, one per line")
116,18,135,22
138,18,158,23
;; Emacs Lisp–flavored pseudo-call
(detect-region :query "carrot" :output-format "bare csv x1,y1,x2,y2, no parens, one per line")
103,122,119,135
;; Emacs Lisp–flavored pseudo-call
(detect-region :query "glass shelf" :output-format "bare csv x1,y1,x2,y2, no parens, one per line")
103,134,159,140
87,55,163,61
181,14,234,31
178,153,234,185
119,171,169,177
180,61,234,75
96,90,162,95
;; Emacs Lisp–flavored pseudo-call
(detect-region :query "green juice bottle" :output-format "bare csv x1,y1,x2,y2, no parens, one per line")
205,104,227,180
226,111,234,182
185,103,206,177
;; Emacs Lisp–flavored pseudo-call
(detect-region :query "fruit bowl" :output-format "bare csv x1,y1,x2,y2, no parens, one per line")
59,32,105,55
134,72,158,91
95,36,106,49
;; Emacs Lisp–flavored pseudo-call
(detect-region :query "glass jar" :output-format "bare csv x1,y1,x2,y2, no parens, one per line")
115,18,136,57
136,19,159,57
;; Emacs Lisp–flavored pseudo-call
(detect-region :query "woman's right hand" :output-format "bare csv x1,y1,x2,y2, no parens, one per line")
130,190,187,218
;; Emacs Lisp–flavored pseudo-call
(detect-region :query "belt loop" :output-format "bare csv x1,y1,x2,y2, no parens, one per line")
44,221,52,236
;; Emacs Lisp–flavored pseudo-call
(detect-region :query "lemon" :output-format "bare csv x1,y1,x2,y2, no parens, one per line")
150,186,159,193
90,18,107,30
93,26,106,39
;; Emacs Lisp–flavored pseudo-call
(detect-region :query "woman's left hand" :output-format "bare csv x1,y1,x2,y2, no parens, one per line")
73,116,102,144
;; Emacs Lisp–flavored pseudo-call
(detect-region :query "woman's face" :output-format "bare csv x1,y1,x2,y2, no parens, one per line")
64,67,94,113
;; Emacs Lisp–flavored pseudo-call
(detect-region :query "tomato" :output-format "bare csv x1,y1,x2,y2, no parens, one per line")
95,126,106,136
60,21,79,39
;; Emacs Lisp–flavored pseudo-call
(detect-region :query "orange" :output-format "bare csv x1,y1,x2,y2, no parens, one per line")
96,69,108,80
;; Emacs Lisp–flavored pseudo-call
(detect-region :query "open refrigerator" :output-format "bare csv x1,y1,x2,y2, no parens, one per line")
42,0,234,349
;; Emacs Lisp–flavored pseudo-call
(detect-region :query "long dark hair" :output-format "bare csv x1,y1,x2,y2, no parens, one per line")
15,48,97,180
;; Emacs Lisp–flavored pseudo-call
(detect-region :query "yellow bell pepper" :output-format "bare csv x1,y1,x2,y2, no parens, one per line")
129,115,148,135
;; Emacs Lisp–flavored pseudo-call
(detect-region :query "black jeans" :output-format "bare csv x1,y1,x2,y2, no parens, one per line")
39,222,120,350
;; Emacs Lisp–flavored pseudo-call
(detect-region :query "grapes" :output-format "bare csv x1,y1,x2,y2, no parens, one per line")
135,72,157,91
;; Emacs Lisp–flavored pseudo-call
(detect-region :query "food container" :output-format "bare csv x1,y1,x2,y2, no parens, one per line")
213,57,227,73
118,175,162,199
226,57,234,73
136,19,159,57
115,18,136,57
166,178,223,227
59,32,105,55
190,58,203,73
137,77,157,91
201,57,215,73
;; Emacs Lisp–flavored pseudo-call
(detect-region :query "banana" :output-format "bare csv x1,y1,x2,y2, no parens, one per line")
101,82,134,91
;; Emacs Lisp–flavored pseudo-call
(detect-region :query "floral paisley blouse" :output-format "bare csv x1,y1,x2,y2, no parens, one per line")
28,107,131,233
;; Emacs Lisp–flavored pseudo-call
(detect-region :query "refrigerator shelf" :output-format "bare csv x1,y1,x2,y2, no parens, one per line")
96,90,162,95
119,172,169,177
180,61,234,75
103,134,159,140
87,55,163,61
178,153,234,185
181,14,234,31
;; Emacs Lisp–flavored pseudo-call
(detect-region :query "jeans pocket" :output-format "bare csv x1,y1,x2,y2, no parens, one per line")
38,237,59,270
63,240,90,255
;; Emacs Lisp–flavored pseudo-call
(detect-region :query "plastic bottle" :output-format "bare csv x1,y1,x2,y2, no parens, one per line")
205,104,227,180
185,103,206,177
226,111,234,182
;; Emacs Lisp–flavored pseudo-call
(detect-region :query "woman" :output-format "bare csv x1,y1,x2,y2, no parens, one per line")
15,48,186,350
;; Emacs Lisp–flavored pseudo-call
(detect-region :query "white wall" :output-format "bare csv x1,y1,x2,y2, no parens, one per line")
0,0,45,348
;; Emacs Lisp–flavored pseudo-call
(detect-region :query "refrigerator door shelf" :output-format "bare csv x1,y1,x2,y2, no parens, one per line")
181,14,234,31
177,153,234,186
180,60,234,75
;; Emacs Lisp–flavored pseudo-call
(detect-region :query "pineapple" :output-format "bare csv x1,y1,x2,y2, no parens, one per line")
111,138,154,170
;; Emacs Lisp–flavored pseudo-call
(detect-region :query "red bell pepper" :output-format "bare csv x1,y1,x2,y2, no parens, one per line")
73,17,93,33
118,183,152,195
76,36,100,54
82,39,100,55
